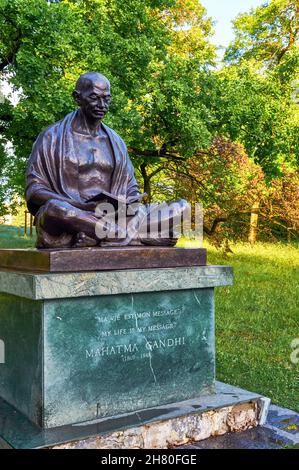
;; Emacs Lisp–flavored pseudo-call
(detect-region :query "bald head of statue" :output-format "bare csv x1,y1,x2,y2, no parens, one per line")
72,72,111,122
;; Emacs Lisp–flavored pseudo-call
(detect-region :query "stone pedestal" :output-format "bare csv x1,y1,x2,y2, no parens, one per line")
0,247,243,447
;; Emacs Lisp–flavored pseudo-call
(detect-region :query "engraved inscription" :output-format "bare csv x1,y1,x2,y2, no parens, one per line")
85,306,187,363
86,336,186,359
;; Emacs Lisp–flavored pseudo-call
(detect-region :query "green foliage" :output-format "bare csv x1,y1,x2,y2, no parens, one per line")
225,0,299,66
0,0,215,203
161,137,299,244
221,1,299,177
0,0,298,242
209,61,299,176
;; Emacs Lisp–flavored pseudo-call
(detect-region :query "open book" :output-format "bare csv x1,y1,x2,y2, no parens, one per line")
85,190,147,209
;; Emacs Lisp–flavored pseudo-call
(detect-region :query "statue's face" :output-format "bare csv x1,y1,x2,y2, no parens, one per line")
76,80,111,121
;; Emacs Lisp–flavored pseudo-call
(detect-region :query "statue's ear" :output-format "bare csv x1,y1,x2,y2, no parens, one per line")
73,90,81,105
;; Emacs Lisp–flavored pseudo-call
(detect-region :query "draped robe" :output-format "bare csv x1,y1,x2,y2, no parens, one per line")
26,110,139,217
26,110,186,248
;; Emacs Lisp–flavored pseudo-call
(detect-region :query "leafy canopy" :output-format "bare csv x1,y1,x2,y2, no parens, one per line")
225,0,299,66
0,0,215,201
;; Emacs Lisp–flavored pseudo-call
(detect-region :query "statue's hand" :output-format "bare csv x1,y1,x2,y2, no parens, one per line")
82,201,98,212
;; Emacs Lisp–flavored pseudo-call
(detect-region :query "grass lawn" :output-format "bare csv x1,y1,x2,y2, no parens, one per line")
0,225,298,412
0,224,36,248
179,238,299,412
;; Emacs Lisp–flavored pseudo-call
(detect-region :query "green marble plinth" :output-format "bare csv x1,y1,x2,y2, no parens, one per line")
0,265,233,428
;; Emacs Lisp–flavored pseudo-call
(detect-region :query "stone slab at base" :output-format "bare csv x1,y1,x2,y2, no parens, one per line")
184,404,299,449
0,382,270,449
0,247,207,273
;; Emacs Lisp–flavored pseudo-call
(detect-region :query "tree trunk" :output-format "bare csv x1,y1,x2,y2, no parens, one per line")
248,201,260,245
140,163,152,203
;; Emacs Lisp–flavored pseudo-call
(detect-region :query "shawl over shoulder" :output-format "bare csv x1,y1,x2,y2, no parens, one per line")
26,111,139,216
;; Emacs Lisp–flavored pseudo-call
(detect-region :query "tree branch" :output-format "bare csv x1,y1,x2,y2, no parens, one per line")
172,169,206,189
148,165,165,179
203,217,228,235
276,4,299,63
129,147,185,161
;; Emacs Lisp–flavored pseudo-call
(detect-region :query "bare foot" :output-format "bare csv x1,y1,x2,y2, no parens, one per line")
73,232,98,248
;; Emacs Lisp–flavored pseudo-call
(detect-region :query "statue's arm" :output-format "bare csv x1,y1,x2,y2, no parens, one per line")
28,188,69,207
27,187,96,212
26,129,96,212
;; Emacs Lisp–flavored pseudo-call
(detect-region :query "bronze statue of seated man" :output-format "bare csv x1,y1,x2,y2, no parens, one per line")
26,72,188,249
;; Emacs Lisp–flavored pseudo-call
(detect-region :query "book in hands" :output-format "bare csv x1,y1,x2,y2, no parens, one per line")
85,190,147,209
